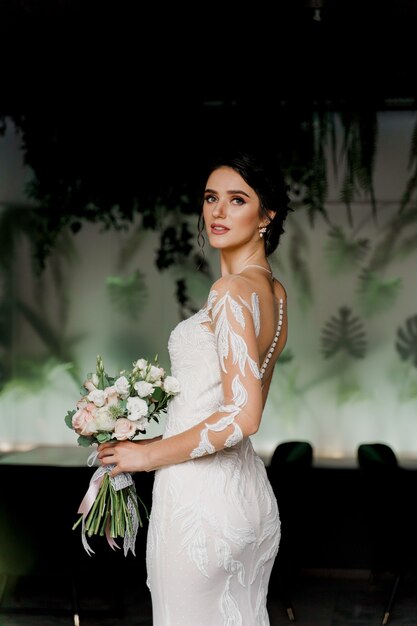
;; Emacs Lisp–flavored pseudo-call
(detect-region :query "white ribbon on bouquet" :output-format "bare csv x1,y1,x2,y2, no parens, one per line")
77,457,139,557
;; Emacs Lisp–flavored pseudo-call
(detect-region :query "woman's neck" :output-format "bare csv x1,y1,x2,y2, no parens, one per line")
220,253,270,277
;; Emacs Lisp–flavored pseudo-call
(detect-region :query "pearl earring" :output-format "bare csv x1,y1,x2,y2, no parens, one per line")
259,226,267,238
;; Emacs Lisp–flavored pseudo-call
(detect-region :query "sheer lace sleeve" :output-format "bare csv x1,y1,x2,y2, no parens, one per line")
143,276,266,471
190,276,263,458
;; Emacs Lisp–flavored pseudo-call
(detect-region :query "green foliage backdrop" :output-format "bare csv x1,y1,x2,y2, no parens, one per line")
1,109,417,459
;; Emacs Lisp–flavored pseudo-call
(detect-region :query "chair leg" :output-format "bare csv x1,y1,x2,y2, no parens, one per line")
279,580,296,622
71,577,81,626
381,574,401,626
286,604,296,622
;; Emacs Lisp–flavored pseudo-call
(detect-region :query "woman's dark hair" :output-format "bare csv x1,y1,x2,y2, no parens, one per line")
197,150,291,256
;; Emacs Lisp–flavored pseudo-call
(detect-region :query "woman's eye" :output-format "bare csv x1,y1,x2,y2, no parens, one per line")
232,197,245,205
205,195,217,203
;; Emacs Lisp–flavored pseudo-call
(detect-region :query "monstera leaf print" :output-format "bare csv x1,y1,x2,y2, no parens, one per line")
321,307,367,359
396,313,417,367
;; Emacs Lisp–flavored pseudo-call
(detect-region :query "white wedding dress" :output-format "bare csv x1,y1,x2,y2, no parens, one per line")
146,279,283,626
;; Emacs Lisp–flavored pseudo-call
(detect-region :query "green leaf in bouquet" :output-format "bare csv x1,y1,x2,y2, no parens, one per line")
77,434,95,447
119,398,127,410
148,402,155,414
152,387,164,401
102,375,111,388
158,396,168,409
96,432,112,443
64,409,76,429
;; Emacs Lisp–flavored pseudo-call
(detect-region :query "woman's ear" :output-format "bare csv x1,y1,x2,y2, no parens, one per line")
266,210,277,224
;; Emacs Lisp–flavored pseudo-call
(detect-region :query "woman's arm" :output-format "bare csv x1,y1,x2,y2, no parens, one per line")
98,276,263,476
137,435,163,445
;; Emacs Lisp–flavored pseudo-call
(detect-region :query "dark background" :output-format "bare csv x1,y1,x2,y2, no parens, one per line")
1,0,416,111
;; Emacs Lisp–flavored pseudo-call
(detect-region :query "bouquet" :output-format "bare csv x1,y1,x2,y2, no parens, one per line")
65,354,180,556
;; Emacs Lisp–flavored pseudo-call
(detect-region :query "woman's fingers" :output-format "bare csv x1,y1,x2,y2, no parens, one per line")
98,444,118,464
98,441,117,451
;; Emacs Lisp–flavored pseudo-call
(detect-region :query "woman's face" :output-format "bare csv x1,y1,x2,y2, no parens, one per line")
203,166,262,251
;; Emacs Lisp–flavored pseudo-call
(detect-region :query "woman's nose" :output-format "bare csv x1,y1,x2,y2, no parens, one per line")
212,198,226,218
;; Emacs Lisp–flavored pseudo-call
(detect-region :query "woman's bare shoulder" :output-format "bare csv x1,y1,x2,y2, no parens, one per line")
272,276,287,301
210,273,253,296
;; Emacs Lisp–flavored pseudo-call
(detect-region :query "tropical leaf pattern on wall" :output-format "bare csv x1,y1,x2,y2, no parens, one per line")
115,219,149,271
275,111,332,223
0,205,81,390
288,218,313,310
357,270,402,317
396,313,417,367
366,204,417,273
399,117,417,213
337,377,368,405
321,307,367,359
324,225,370,274
300,112,329,223
16,300,82,384
339,111,378,224
3,358,75,393
170,251,214,319
106,270,148,320
394,231,417,260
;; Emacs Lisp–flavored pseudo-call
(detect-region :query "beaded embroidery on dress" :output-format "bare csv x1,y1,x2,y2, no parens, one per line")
146,279,283,626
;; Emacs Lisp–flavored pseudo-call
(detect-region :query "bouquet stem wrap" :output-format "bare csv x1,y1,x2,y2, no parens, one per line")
77,464,140,557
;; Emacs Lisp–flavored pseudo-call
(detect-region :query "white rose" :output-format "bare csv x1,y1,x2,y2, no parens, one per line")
87,388,106,407
134,358,148,371
114,375,130,399
84,379,96,392
104,385,118,406
148,365,165,382
163,375,181,395
134,380,154,398
94,406,117,432
91,373,99,386
126,396,148,419
134,416,148,431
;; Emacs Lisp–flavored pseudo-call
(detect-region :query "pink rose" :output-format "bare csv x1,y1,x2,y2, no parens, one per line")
112,418,137,441
72,401,97,435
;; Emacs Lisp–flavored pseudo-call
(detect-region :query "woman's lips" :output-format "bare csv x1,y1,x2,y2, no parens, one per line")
210,224,230,235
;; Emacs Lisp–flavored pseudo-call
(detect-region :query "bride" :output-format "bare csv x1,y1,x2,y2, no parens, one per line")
98,150,291,625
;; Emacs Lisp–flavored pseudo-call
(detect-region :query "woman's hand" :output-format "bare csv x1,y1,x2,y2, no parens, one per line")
97,440,152,476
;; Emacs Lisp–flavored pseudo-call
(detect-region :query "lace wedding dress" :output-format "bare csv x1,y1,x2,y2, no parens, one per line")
146,274,285,626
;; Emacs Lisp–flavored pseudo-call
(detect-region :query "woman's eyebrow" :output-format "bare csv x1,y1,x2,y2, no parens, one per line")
205,188,250,198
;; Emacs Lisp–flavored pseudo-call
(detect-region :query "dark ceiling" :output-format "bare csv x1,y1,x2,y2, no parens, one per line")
0,0,416,111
